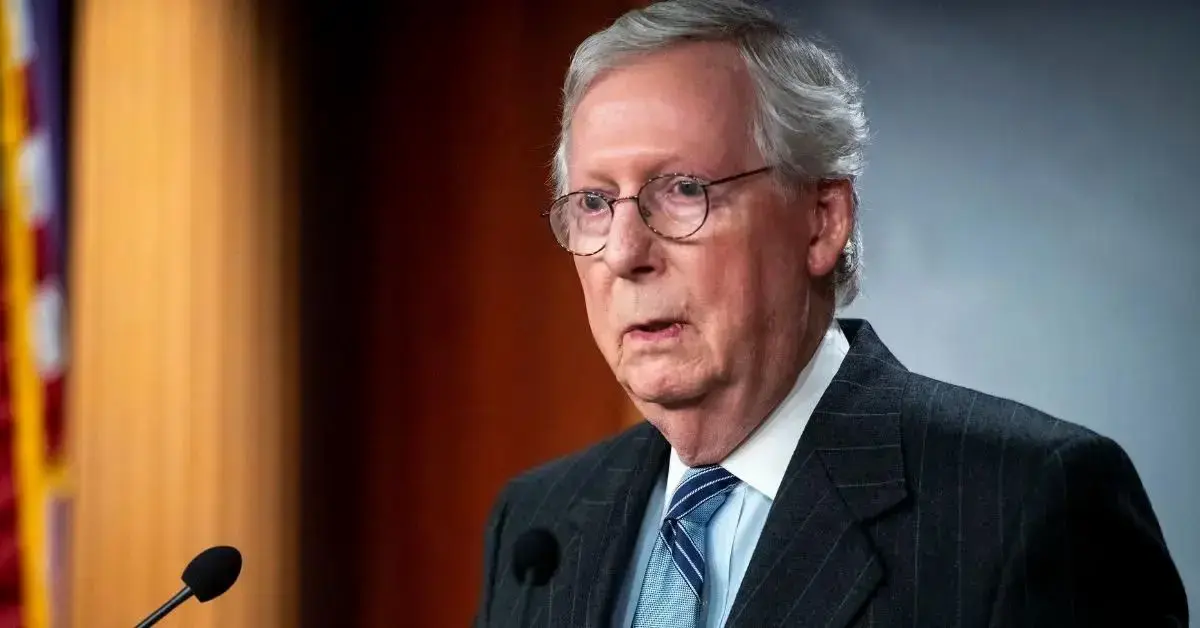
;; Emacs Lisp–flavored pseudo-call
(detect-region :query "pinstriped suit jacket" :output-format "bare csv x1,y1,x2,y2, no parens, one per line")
475,319,1188,627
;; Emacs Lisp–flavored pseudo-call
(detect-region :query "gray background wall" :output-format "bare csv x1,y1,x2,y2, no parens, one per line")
769,0,1199,616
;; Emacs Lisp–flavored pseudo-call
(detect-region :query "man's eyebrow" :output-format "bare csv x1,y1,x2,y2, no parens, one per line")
566,180,619,197
569,158,720,193
568,167,621,194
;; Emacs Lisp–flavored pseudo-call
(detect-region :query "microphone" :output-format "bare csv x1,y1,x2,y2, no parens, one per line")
134,545,243,627
512,528,559,627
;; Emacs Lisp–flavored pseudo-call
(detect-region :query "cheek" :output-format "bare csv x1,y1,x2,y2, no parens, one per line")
687,223,805,340
680,243,755,338
743,207,811,293
575,263,616,344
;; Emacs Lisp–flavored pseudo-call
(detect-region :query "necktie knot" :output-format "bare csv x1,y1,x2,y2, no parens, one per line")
666,465,740,526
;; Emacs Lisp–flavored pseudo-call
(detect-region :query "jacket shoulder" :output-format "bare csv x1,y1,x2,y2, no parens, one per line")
900,371,1102,462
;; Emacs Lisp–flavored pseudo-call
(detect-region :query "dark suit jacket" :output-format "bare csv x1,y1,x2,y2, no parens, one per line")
475,319,1188,627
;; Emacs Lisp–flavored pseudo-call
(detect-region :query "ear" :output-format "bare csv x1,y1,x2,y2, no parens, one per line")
807,179,854,278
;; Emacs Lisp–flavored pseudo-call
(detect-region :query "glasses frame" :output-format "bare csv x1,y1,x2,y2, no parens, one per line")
542,166,773,256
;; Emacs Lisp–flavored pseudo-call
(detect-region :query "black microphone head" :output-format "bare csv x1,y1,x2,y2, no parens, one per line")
181,545,242,602
512,528,559,586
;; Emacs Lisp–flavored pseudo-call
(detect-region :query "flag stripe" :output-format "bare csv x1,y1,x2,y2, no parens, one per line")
0,0,66,624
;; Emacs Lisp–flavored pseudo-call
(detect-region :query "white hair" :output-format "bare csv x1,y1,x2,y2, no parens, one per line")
552,0,868,307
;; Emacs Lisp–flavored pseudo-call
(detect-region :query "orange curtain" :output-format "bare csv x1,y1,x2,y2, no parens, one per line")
301,1,644,625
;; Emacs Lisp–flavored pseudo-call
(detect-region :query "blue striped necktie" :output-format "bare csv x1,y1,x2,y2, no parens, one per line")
631,465,741,628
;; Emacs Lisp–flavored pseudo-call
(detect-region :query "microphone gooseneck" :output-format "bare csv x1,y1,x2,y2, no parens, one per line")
512,528,560,626
133,588,193,628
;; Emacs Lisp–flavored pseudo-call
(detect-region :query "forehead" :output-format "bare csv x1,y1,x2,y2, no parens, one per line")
568,41,758,183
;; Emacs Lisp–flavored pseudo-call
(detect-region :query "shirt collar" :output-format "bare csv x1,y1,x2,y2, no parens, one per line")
665,320,850,502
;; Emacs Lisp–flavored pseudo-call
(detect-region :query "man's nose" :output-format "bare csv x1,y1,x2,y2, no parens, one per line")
602,198,659,278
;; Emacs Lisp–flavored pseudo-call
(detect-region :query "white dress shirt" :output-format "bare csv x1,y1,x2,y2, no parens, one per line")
613,320,850,627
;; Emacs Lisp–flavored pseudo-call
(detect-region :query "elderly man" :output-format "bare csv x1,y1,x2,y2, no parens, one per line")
475,1,1187,626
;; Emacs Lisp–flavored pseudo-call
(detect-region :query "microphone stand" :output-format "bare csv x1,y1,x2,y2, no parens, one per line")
134,587,194,628
514,577,536,627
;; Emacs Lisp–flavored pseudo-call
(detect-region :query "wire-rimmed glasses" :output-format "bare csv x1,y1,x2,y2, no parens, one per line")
542,166,772,256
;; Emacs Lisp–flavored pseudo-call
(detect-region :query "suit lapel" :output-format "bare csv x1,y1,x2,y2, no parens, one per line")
727,319,910,628
546,422,668,628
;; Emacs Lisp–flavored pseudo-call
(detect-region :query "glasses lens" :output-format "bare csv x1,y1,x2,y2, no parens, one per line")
549,192,610,255
640,175,708,238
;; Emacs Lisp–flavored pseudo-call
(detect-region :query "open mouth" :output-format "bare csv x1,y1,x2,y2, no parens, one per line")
625,319,686,339
635,320,678,332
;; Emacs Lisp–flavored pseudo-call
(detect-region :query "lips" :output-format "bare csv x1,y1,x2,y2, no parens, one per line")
622,318,687,337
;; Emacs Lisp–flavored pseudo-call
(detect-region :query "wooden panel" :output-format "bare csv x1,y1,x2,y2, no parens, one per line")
67,0,297,626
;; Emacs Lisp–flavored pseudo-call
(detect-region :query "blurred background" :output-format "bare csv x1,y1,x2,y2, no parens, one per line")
0,0,1193,626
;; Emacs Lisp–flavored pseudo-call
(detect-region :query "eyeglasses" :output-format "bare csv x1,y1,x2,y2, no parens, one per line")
542,166,772,256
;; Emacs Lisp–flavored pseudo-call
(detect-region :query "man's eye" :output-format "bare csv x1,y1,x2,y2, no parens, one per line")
564,192,609,216
582,193,609,212
673,179,704,197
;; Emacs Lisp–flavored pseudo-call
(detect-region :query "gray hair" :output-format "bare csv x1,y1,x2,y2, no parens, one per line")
552,0,868,307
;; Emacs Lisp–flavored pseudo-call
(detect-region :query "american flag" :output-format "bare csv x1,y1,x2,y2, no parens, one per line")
0,0,70,626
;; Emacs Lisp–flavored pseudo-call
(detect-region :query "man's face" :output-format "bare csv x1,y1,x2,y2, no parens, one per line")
567,42,840,455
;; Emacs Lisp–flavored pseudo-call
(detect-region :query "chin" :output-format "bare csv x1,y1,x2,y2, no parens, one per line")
629,383,700,408
623,363,710,408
